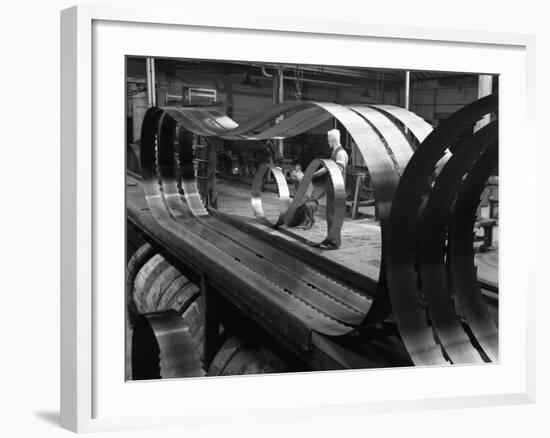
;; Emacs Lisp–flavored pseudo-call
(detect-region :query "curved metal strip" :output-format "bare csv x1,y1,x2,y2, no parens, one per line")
371,104,451,175
232,101,410,324
155,113,371,323
285,158,346,245
140,108,359,336
251,164,291,227
154,114,360,328
157,102,408,240
171,107,219,135
449,144,499,361
131,311,205,379
371,104,433,144
221,101,315,136
385,94,497,366
175,127,211,218
140,108,175,217
156,114,197,221
349,105,414,172
417,122,498,364
162,106,219,136
312,102,405,322
251,158,345,245
188,105,331,141
126,243,156,324
153,113,211,219
245,107,332,140
311,102,401,221
186,107,239,132
140,99,499,360
165,101,317,139
167,101,404,256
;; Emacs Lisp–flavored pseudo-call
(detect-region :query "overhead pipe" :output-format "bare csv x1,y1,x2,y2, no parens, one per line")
261,67,273,78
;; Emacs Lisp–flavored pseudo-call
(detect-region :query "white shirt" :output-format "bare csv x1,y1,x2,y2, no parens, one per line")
331,145,348,177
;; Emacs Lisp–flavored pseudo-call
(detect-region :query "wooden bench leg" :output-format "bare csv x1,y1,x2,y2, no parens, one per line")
480,224,495,251
351,175,363,220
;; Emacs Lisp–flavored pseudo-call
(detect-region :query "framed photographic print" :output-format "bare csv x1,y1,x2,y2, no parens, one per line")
60,4,536,433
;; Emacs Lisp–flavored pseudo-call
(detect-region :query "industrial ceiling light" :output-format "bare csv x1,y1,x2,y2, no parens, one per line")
241,72,254,86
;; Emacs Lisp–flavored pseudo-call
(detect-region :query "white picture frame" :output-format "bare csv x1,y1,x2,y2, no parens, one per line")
60,4,536,433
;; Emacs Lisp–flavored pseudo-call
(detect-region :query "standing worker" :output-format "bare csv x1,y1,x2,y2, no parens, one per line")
311,128,349,248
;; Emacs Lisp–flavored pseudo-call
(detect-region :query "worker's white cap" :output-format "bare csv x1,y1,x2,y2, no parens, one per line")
327,128,341,143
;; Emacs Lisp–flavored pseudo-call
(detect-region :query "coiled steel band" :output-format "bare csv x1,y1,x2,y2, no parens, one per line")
370,104,451,174
385,94,497,365
348,105,414,172
417,121,498,364
448,144,499,361
131,311,204,379
372,104,433,144
251,164,291,227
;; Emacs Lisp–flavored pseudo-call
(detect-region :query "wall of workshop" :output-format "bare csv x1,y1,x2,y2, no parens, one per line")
126,59,402,147
409,75,480,126
127,59,482,173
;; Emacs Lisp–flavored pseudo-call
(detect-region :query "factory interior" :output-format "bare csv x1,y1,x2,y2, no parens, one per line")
125,56,499,380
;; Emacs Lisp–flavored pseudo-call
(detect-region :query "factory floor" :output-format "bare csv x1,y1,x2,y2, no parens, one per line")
214,177,499,288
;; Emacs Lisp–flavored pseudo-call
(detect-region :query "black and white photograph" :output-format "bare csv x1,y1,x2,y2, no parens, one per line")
125,57,499,380
3,0,548,435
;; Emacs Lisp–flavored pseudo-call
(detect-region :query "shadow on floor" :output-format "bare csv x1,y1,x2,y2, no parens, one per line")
34,410,60,427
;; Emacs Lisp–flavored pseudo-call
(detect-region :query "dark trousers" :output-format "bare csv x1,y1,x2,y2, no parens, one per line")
311,175,340,246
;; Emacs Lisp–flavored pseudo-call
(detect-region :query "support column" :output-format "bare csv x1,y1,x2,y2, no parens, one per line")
404,70,411,111
475,74,493,131
145,57,157,107
404,70,411,136
474,74,495,218
273,66,284,162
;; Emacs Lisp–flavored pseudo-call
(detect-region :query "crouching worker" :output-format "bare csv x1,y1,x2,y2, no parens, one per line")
286,129,348,248
285,165,319,230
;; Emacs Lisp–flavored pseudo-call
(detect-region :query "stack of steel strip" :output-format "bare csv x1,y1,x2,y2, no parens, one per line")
448,144,499,360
